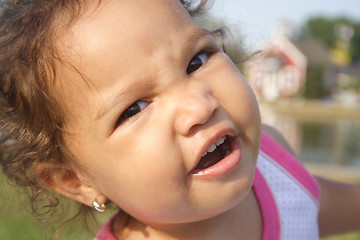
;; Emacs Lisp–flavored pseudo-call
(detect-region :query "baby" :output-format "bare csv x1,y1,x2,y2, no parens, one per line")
0,0,359,239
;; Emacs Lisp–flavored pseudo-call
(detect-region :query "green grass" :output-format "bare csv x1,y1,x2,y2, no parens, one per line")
0,212,91,240
322,232,360,240
0,171,115,240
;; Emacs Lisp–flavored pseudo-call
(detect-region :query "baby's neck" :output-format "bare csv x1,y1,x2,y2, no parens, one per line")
113,189,262,240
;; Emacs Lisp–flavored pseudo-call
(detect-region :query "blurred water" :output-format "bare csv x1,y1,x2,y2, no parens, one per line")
261,107,360,168
299,119,360,167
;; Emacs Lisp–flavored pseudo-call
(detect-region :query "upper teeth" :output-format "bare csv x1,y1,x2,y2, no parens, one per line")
202,136,226,157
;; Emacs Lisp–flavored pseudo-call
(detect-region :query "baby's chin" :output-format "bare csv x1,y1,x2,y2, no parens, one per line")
137,187,253,229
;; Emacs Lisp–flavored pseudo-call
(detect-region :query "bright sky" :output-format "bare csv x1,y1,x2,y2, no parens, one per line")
209,0,360,49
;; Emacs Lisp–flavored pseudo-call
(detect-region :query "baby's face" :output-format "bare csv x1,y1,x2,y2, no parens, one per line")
57,0,261,225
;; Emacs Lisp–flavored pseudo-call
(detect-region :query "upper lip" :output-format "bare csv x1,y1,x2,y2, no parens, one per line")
190,128,237,174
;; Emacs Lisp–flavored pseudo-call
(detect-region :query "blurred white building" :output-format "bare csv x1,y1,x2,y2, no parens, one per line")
247,24,307,101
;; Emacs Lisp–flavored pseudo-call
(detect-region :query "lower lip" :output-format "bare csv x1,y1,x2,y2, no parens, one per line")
191,138,242,178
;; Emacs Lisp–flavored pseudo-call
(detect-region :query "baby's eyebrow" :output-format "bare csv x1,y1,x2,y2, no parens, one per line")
186,28,213,45
95,91,127,121
94,82,152,121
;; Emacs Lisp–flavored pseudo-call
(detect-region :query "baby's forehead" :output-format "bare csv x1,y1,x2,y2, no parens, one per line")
53,0,204,114
55,0,200,78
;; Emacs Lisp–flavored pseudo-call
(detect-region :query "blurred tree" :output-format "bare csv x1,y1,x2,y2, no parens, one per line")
302,63,327,99
350,22,360,63
300,17,338,48
300,17,360,64
299,17,360,100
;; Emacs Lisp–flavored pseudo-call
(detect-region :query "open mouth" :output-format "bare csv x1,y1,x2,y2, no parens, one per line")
192,136,232,172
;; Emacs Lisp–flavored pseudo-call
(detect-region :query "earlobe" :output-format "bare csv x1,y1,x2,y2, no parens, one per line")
34,162,107,208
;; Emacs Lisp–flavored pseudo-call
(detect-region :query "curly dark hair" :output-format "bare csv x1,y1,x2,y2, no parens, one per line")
0,0,80,215
0,0,211,234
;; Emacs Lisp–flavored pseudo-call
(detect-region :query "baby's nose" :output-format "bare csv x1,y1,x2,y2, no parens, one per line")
174,81,219,136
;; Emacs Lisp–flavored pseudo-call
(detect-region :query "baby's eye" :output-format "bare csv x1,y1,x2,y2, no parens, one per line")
186,50,211,74
116,100,149,126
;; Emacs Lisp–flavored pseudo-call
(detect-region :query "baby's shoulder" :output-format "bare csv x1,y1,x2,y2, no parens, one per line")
261,124,297,157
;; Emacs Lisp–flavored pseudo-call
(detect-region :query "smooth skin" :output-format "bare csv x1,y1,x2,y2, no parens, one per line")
35,0,360,239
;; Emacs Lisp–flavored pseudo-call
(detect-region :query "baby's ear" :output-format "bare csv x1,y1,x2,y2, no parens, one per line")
34,162,106,207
